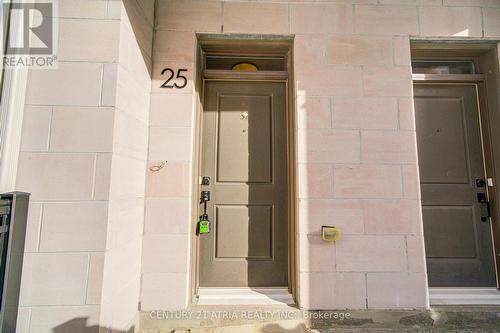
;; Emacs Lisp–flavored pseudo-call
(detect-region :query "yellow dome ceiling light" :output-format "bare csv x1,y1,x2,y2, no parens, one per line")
232,62,258,71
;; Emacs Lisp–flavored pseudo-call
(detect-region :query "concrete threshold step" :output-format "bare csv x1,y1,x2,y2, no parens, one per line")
197,288,295,305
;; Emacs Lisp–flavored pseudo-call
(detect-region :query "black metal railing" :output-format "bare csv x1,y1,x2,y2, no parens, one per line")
0,198,12,304
0,192,29,333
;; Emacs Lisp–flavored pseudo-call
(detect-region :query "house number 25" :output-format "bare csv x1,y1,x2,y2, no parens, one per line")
160,68,188,89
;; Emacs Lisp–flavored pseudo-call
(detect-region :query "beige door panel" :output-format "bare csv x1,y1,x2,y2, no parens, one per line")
199,81,288,287
414,84,496,287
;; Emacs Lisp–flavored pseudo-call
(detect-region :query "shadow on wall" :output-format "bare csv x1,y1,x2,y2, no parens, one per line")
122,0,154,78
52,318,134,333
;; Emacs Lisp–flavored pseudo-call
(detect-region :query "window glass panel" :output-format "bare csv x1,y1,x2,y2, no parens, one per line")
411,61,476,74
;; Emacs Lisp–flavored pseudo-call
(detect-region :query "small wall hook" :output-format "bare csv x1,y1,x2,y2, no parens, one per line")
150,161,168,172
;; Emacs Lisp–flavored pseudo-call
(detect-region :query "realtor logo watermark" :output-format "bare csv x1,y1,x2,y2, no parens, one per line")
1,1,58,68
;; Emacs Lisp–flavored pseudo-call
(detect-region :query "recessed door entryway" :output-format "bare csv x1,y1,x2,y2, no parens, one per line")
199,81,289,288
414,84,496,287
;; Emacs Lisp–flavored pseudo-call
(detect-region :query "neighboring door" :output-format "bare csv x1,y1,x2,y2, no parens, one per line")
414,84,496,287
199,81,288,287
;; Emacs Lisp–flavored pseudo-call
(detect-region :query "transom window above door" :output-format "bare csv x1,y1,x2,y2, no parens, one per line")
411,60,476,74
205,55,285,71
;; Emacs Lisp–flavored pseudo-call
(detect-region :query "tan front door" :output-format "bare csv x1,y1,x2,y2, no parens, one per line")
199,81,288,287
414,84,496,287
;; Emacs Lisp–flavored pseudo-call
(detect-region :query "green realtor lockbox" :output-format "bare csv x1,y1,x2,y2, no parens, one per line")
198,219,210,235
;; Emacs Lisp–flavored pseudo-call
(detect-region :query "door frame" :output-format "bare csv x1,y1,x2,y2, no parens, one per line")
189,34,298,305
411,48,500,290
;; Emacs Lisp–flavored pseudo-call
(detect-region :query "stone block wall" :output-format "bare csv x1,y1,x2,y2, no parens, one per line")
15,0,153,332
10,0,500,331
141,0,500,311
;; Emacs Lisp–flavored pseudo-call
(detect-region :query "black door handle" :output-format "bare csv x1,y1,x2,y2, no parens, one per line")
477,193,491,222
